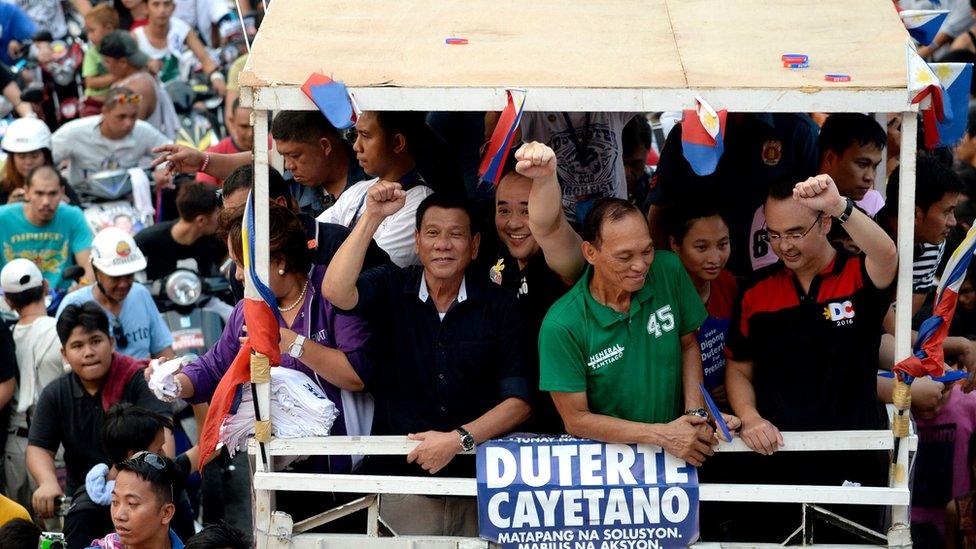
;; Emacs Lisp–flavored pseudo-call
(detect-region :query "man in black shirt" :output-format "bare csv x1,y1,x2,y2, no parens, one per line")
26,303,172,530
484,142,586,433
325,190,531,537
135,182,226,280
724,174,897,541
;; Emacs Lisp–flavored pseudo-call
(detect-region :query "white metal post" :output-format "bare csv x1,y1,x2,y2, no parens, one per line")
887,111,916,548
251,105,275,549
875,112,888,197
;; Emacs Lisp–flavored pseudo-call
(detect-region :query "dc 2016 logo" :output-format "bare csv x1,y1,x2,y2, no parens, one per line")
823,301,855,325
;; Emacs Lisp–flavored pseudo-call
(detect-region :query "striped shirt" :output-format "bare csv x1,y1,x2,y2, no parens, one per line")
913,242,945,293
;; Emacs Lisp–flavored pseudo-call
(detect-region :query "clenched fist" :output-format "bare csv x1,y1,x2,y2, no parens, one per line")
793,174,846,217
514,141,557,180
365,181,407,220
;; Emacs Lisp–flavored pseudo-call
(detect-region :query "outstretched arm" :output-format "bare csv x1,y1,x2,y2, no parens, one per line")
518,142,584,283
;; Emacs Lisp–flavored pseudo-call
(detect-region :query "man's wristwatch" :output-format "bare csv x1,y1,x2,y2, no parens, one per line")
834,196,855,224
684,408,708,419
456,427,475,451
288,335,306,358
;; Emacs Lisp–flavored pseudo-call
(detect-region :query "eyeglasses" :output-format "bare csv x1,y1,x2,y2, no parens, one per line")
760,213,823,245
112,318,128,348
131,451,167,471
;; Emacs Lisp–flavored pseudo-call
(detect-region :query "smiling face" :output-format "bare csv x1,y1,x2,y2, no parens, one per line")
61,326,114,386
495,172,540,266
670,215,730,283
583,211,654,294
764,196,831,274
111,470,173,547
95,270,134,302
415,206,479,282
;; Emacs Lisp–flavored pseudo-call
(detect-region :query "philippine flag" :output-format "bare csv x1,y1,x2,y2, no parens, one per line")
302,73,359,130
896,224,976,382
197,191,282,469
477,89,526,185
908,45,947,148
681,96,727,177
900,10,949,46
931,62,973,146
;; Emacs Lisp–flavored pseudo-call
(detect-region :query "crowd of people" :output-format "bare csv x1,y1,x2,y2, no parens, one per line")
0,0,972,548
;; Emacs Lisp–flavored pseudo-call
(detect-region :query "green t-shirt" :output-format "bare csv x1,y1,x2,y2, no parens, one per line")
539,250,707,424
82,47,109,98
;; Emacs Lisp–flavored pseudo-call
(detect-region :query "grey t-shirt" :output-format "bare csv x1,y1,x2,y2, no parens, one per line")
51,116,171,185
520,111,632,224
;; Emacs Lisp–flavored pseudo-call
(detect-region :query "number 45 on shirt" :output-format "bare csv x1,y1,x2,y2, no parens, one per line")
647,305,675,338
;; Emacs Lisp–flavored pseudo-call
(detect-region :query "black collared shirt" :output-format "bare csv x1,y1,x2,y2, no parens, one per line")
28,370,171,494
347,264,532,441
727,248,891,431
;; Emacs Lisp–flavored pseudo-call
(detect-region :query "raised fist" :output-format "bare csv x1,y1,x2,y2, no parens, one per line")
515,141,557,180
365,181,407,219
793,174,845,217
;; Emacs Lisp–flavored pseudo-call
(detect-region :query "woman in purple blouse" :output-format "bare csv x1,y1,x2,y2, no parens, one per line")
167,203,374,473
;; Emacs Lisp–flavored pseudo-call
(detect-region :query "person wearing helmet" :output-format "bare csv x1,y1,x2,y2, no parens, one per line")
56,227,175,360
1,118,51,203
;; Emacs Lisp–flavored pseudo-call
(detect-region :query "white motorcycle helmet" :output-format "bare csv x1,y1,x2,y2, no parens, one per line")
1,118,51,153
91,227,147,277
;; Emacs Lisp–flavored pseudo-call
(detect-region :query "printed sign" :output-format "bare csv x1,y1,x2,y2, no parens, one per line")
477,436,699,548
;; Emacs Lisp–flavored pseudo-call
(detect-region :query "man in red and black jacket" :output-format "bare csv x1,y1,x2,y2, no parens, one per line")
724,173,898,542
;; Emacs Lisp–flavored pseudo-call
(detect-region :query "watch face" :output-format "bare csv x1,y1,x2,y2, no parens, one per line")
461,434,475,450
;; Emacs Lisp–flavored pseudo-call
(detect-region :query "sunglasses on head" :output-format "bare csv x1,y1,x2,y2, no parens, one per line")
131,451,167,471
109,93,142,106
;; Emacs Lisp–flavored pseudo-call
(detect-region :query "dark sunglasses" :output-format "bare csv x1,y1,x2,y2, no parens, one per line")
131,451,167,471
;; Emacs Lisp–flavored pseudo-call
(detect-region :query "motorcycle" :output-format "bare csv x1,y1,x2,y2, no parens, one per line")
11,31,85,129
148,268,232,356
166,77,221,152
74,169,155,236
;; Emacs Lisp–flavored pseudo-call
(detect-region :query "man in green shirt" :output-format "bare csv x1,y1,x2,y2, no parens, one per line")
539,198,736,466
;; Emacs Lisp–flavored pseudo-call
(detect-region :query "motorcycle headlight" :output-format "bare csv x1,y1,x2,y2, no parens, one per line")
165,270,202,307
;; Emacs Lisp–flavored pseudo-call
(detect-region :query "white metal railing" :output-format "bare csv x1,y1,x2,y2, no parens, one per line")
248,430,917,548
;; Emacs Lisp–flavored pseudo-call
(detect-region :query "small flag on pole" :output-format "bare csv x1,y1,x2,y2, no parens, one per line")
908,44,947,148
932,62,973,146
681,96,727,177
302,73,357,130
895,224,976,382
197,191,281,469
477,89,526,185
900,10,950,46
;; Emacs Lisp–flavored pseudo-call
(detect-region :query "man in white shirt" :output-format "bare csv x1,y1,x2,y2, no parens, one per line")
173,0,228,47
1,259,64,512
51,87,172,186
317,111,434,267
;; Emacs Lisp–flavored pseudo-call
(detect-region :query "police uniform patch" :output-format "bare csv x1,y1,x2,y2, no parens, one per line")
761,139,783,166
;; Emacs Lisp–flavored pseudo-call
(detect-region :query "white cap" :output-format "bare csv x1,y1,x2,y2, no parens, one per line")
1,258,44,293
91,227,147,277
1,117,51,153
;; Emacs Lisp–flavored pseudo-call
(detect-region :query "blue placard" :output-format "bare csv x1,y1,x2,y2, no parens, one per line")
477,436,699,548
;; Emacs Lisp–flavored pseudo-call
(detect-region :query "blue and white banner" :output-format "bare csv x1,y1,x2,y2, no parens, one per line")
477,436,699,548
